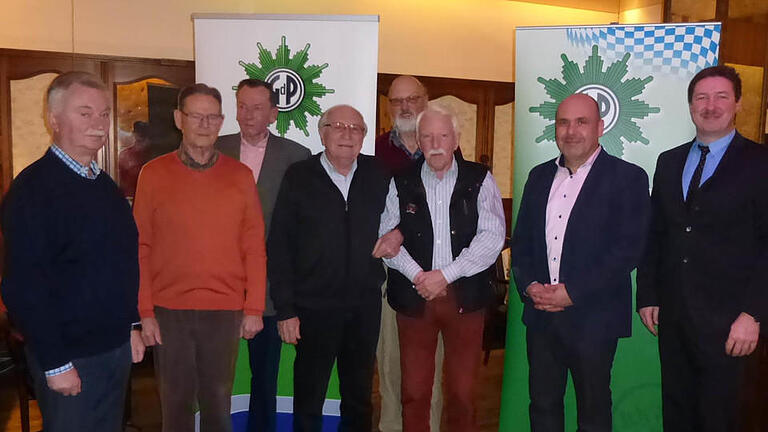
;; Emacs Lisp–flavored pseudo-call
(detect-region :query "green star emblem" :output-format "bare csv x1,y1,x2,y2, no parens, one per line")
237,36,335,137
530,45,660,156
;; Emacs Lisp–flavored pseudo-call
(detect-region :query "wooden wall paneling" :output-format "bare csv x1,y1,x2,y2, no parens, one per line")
106,58,194,180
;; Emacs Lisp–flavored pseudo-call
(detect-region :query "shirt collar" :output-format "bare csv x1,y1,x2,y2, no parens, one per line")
556,146,601,175
50,144,101,179
241,132,269,149
422,155,457,181
320,151,357,178
694,129,735,158
390,128,423,160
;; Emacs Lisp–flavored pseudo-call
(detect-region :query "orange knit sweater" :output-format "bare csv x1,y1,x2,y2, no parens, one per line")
134,152,266,318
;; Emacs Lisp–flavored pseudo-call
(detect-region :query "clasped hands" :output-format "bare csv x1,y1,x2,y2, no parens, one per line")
527,282,573,312
413,270,449,301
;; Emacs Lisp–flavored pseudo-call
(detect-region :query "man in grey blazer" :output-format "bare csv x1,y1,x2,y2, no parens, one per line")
216,78,311,432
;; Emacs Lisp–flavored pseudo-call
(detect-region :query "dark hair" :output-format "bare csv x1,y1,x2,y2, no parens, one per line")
46,71,107,112
177,83,222,111
236,79,279,108
687,65,742,103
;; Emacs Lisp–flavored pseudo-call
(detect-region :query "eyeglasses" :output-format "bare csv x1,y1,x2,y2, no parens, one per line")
321,121,366,136
181,111,224,124
389,94,425,107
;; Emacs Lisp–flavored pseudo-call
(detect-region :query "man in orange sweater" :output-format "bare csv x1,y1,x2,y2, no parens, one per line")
133,83,267,432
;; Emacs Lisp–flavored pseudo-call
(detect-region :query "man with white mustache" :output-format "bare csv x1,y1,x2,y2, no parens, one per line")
1,71,145,431
511,93,650,431
379,105,505,432
374,75,445,432
638,65,768,431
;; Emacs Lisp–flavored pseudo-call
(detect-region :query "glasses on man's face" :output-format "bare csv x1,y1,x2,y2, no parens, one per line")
322,121,366,137
181,111,224,125
389,94,424,107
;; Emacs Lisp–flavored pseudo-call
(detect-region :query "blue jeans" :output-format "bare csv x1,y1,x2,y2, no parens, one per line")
246,315,282,432
27,341,131,432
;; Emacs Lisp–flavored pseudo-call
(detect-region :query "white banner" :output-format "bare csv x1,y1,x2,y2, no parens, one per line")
193,14,380,155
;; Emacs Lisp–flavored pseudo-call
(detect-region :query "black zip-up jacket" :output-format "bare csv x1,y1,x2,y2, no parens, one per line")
268,154,391,320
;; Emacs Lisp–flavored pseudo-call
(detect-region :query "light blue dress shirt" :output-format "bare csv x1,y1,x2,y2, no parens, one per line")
681,129,735,200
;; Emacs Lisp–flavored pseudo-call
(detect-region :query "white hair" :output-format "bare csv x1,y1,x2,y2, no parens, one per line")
415,103,460,138
317,104,368,137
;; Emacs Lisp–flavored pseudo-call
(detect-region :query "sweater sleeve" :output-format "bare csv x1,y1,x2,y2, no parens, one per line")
0,181,70,370
133,166,156,318
241,173,267,316
267,167,300,320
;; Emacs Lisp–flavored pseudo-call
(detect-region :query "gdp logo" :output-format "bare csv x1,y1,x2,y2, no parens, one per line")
530,45,660,157
238,36,335,137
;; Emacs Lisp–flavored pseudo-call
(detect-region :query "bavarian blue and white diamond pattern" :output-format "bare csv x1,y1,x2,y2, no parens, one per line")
566,24,721,78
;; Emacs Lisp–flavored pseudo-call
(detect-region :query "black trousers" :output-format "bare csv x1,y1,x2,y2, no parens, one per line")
658,316,746,432
526,327,618,432
293,302,381,432
27,342,132,432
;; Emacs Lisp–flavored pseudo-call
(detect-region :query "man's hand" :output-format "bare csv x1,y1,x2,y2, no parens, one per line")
278,317,301,345
414,270,448,301
141,317,162,346
372,229,404,259
130,330,146,363
528,283,571,312
240,315,264,339
638,306,660,336
725,312,760,357
46,368,81,396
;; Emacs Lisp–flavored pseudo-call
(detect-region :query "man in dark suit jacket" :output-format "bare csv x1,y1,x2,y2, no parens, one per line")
215,79,311,432
511,94,650,432
637,65,768,432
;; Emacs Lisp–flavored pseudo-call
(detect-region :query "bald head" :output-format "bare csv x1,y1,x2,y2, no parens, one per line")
388,75,428,133
554,93,604,171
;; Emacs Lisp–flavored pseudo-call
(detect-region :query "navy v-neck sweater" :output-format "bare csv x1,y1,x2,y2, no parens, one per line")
1,150,139,370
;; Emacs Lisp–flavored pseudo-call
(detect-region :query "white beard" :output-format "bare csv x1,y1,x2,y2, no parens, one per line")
394,116,417,133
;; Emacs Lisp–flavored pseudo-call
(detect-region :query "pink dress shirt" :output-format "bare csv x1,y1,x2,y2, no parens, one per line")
239,134,269,183
545,146,602,285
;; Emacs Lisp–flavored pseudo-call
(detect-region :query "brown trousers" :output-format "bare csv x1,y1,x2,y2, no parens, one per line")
153,307,242,432
397,289,485,432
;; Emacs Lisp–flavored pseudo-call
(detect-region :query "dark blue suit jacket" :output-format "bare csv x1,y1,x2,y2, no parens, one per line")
511,149,650,340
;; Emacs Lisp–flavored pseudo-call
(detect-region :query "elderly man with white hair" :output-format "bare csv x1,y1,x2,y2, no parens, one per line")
379,105,506,432
268,104,391,431
1,71,145,432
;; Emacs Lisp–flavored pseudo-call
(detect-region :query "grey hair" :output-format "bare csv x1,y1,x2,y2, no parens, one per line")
317,104,368,137
416,103,460,138
46,71,107,114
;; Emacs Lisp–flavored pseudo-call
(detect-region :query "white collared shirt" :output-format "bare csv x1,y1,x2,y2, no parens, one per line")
319,152,358,201
545,146,602,284
379,158,506,283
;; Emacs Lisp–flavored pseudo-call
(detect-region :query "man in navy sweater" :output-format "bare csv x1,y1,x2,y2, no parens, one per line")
1,71,145,432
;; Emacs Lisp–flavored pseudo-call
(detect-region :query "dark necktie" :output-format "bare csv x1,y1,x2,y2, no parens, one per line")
686,144,710,207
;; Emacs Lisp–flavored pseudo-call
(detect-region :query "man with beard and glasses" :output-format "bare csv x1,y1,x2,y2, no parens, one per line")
373,75,444,432
511,93,650,432
637,65,768,432
379,105,505,432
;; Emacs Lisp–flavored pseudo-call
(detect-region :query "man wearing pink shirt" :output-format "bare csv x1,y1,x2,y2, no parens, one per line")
216,79,310,432
510,94,650,431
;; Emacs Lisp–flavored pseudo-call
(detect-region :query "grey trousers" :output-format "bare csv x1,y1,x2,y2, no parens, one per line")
154,307,242,432
27,341,132,432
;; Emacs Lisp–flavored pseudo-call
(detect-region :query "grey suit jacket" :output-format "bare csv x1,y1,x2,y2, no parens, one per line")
216,132,312,316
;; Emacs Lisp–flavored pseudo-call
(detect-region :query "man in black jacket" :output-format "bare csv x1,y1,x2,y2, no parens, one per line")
268,104,390,431
637,65,768,432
